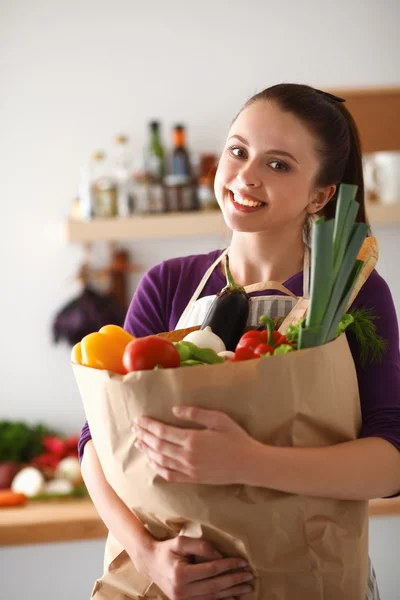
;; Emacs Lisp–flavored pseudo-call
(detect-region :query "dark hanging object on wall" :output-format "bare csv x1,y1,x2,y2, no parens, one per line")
52,246,142,347
52,284,126,346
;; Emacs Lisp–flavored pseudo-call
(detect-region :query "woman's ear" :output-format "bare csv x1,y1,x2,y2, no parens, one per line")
306,184,336,215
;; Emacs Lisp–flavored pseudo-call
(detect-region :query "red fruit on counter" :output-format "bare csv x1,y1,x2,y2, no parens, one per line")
33,452,60,470
66,449,79,458
64,435,80,452
0,462,21,490
42,436,67,456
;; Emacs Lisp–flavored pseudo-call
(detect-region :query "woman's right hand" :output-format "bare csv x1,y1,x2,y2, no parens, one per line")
134,535,255,600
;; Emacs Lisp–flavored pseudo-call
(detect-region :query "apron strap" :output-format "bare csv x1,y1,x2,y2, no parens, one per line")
244,245,310,298
175,248,229,330
244,281,297,297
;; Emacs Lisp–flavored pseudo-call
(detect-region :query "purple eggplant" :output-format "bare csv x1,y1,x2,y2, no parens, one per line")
200,255,249,351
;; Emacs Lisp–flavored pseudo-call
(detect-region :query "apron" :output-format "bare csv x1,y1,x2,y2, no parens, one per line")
175,243,381,600
176,246,311,331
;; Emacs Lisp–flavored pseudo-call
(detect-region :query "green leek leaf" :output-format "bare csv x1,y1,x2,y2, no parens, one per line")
305,219,334,328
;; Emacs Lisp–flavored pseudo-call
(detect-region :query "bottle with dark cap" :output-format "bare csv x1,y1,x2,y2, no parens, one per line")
172,124,191,177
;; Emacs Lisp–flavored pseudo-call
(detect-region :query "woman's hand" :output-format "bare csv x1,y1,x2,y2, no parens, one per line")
132,406,259,485
135,535,254,600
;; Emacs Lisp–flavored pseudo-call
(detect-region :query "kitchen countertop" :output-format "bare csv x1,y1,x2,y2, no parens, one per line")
0,497,399,547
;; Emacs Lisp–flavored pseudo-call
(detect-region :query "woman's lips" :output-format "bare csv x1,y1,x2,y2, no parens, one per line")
228,190,267,213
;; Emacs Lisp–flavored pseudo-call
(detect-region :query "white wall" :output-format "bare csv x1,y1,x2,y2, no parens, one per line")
1,1,399,598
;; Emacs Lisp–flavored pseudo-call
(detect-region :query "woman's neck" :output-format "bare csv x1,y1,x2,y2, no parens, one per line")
225,228,306,287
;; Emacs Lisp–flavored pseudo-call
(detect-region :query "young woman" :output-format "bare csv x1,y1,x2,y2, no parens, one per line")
79,84,400,600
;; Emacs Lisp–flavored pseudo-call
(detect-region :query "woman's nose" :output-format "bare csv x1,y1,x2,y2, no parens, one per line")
236,163,262,188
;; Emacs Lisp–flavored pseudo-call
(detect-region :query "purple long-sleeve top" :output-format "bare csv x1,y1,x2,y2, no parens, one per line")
78,249,400,495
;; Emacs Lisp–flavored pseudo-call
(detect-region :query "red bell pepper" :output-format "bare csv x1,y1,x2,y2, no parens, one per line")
234,316,289,361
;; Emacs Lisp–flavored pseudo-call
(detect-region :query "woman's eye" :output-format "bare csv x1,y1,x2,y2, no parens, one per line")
269,160,289,171
229,146,247,158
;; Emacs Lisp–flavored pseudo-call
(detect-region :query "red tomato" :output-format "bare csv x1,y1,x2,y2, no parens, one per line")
123,336,180,372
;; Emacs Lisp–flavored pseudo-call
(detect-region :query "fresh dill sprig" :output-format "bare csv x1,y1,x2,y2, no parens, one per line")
347,308,387,366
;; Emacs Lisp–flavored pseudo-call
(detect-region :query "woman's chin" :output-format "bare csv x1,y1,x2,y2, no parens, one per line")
221,199,269,233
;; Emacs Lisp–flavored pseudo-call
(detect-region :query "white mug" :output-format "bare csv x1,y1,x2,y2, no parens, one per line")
363,151,400,205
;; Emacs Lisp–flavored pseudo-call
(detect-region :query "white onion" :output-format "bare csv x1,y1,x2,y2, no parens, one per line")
45,478,74,495
55,457,83,485
11,467,45,498
183,327,226,354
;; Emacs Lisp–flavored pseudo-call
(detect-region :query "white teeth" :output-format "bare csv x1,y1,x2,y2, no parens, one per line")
233,193,263,208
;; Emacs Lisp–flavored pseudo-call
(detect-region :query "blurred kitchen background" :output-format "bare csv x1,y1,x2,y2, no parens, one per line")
1,0,400,598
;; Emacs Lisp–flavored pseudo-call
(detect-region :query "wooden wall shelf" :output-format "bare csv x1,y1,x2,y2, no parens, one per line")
0,497,399,547
65,211,229,243
65,203,400,243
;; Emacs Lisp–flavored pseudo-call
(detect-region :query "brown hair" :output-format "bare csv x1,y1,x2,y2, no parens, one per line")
240,83,368,225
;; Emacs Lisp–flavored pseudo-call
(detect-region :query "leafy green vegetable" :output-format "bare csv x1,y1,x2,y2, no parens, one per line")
285,318,305,346
0,421,56,463
347,308,387,366
30,483,88,501
273,344,295,355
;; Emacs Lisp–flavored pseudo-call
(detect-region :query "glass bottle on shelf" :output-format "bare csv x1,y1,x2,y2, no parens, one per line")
166,124,198,211
197,154,219,210
131,159,151,215
172,124,191,177
77,163,95,220
145,121,166,213
113,134,134,218
91,151,118,218
146,121,165,180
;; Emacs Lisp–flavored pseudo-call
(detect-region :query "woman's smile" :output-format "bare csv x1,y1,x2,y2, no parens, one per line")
228,190,267,212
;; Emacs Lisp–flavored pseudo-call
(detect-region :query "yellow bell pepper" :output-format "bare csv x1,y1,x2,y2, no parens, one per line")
72,325,135,374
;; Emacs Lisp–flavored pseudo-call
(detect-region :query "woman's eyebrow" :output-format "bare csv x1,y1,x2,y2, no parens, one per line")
267,149,298,164
229,134,249,145
228,135,298,164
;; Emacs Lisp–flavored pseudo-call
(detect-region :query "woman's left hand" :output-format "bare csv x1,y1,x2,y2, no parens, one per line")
132,406,259,485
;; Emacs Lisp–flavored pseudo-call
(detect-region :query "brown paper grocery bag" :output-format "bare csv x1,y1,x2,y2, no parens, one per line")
73,333,369,600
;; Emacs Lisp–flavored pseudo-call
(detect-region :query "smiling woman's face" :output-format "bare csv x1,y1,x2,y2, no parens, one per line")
214,100,330,235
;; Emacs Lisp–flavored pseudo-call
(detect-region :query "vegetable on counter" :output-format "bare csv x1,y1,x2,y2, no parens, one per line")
0,421,56,467
0,489,27,508
44,478,74,496
200,254,249,351
0,462,21,490
55,457,83,486
11,466,45,498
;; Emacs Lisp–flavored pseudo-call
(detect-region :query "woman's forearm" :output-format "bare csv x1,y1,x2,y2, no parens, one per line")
244,437,400,500
81,440,155,577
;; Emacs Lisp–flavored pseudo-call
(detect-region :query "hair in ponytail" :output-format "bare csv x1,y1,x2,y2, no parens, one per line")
239,84,368,225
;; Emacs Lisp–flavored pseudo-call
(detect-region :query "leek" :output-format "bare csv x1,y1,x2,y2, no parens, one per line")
305,218,334,328
298,183,368,349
